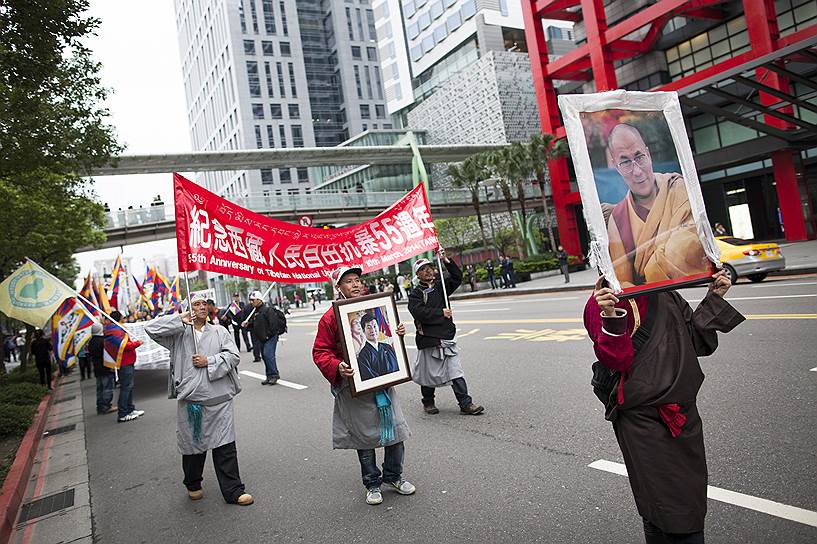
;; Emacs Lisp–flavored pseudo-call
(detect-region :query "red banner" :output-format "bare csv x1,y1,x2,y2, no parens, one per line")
173,173,439,283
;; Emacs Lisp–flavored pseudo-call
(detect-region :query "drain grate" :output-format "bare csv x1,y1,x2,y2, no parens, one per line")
18,489,75,523
55,395,76,404
43,424,76,437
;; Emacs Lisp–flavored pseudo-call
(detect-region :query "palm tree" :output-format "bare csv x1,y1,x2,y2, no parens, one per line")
485,148,525,258
447,156,491,253
526,133,569,253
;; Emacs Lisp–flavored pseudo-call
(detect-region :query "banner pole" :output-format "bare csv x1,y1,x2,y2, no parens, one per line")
183,270,198,353
240,282,276,326
436,253,450,310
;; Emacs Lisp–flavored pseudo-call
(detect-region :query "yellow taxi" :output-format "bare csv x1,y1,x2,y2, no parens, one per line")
715,237,786,283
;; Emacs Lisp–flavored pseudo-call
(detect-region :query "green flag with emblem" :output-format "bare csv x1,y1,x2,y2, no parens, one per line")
0,260,75,327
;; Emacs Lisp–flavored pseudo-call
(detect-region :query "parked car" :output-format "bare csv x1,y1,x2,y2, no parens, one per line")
715,237,786,283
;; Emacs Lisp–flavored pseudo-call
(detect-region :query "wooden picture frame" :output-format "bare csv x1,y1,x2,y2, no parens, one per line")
333,292,412,397
559,90,720,298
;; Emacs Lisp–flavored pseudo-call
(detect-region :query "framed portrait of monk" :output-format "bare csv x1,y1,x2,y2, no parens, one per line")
333,292,412,397
558,90,720,297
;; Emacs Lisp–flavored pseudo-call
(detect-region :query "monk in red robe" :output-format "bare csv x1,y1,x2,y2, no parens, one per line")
605,123,711,286
584,270,744,543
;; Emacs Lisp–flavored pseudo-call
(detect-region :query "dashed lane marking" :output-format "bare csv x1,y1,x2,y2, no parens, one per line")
589,459,817,528
688,294,817,303
457,328,481,338
749,280,817,288
453,308,510,313
239,370,308,390
810,367,817,372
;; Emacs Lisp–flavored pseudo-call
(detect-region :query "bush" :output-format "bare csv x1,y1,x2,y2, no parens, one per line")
0,383,47,406
3,366,41,385
0,403,36,438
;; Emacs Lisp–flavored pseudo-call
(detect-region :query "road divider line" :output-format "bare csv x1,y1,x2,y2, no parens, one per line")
588,459,817,528
454,308,510,313
239,370,308,390
453,314,817,325
750,281,817,289
688,294,817,303
457,328,481,338
810,367,817,372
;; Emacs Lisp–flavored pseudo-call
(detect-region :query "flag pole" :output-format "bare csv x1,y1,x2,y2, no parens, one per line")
436,252,450,310
240,282,276,326
183,271,198,353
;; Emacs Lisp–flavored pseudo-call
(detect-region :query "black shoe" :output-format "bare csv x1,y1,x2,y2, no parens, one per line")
261,379,270,385
247,349,253,353
253,358,261,362
268,376,278,385
460,404,484,415
423,404,439,414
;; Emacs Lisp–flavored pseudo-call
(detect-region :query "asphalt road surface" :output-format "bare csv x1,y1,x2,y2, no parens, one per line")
80,276,817,543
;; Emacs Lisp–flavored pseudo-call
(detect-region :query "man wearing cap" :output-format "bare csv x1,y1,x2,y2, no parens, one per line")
408,248,484,415
312,266,415,506
146,292,253,506
245,290,283,385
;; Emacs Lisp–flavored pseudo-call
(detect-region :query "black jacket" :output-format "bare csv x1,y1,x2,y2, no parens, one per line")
89,336,112,377
249,303,279,342
407,259,461,349
30,338,51,365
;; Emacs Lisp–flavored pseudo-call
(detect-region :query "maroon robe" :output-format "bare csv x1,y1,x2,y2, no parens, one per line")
584,290,744,533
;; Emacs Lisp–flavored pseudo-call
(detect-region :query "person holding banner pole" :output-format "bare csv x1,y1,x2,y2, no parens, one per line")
240,284,276,364
246,290,283,385
408,247,484,416
145,291,253,506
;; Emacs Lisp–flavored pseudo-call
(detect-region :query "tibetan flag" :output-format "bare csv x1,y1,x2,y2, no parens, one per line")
374,307,392,338
94,278,113,314
108,255,124,308
50,298,94,366
166,275,181,314
144,265,156,298
0,260,74,327
132,274,154,312
103,322,129,370
79,272,101,318
151,269,170,306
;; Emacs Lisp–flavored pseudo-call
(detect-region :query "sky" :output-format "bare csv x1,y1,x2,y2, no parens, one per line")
73,0,190,285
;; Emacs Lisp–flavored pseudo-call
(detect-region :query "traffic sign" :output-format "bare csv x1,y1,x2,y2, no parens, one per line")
299,215,313,227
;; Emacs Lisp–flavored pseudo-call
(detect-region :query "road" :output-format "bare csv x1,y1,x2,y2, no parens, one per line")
80,276,817,543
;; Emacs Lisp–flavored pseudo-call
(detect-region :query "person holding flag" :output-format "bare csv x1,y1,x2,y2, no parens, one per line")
145,291,253,506
90,322,116,414
312,266,414,506
30,329,53,389
108,310,144,423
408,247,484,416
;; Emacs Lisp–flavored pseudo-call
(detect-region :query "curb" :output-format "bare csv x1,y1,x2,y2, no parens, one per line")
0,378,57,544
448,267,817,302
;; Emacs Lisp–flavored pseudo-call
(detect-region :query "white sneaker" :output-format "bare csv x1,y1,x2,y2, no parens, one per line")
130,410,145,418
117,413,138,423
366,487,383,505
383,479,416,495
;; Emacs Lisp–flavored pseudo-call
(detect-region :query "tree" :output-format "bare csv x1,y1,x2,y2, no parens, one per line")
447,157,491,252
526,133,569,253
435,216,479,252
0,1,122,285
485,148,528,258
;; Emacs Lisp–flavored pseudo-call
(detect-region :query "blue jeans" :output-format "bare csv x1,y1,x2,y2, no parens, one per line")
117,365,136,418
96,374,115,412
260,335,279,379
357,442,405,489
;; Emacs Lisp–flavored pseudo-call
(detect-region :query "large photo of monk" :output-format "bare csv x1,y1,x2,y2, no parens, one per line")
351,310,400,382
580,110,713,291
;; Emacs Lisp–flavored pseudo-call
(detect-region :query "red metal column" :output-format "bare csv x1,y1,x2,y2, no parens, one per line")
744,0,809,240
580,0,618,90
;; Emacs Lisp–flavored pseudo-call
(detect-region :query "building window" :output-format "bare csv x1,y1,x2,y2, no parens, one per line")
288,63,297,97
665,15,750,80
367,46,377,61
280,1,288,36
360,104,371,119
262,40,274,55
777,0,817,36
255,125,263,148
279,125,287,147
264,62,275,96
239,0,247,33
362,123,367,131
356,8,365,40
422,34,434,54
279,42,291,56
354,65,363,98
249,0,259,33
267,125,275,147
352,46,362,59
345,7,355,40
364,66,373,98
410,45,422,61
244,39,256,55
280,168,291,182
297,167,309,182
246,61,261,97
375,104,385,119
383,123,393,129
252,103,265,119
430,1,443,19
288,104,300,119
291,125,304,147
446,11,461,32
373,66,383,98
433,25,446,44
366,9,376,40
418,11,431,30
390,63,399,79
403,0,416,18
461,0,476,20
387,42,396,59
261,168,274,184
262,0,276,34
270,103,282,119
276,62,286,96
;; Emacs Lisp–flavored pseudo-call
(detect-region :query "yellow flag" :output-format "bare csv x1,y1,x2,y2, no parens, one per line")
0,261,74,327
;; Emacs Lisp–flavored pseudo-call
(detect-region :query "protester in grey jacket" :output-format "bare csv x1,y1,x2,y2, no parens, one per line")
146,292,253,506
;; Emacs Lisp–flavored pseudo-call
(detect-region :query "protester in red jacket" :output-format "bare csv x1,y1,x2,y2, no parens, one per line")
109,310,144,423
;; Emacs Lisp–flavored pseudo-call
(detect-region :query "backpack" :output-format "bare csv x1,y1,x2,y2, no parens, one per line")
270,307,287,335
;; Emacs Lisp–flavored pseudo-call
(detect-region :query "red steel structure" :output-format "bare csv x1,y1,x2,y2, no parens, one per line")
521,0,817,257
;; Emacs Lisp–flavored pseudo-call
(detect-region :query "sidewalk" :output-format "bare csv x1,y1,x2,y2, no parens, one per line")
8,377,93,544
449,239,817,301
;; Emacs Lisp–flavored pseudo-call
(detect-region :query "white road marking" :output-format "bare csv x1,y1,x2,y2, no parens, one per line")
457,328,481,338
239,370,308,390
589,459,817,528
406,345,417,350
810,367,817,372
453,308,510,313
750,281,817,289
458,296,580,305
688,294,817,303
